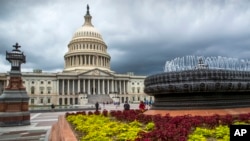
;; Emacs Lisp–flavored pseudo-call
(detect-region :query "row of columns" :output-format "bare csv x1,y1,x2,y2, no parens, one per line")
59,97,78,105
65,55,109,68
69,43,106,52
58,79,128,95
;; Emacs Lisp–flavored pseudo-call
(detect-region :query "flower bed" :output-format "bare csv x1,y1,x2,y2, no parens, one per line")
67,114,154,140
66,110,250,141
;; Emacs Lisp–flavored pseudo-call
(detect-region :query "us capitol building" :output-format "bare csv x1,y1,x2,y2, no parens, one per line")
0,5,153,106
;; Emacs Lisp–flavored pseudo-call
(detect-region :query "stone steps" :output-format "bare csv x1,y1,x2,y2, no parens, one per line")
87,94,113,104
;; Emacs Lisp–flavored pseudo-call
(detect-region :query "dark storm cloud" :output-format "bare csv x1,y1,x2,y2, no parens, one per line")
0,0,76,71
1,0,250,75
105,0,250,75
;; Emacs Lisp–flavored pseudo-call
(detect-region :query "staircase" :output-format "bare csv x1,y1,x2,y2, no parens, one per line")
87,94,113,104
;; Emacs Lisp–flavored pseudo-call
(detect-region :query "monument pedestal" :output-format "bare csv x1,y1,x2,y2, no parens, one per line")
0,43,30,127
0,90,30,126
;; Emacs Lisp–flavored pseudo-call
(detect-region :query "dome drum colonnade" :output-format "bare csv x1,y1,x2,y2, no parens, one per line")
64,54,110,69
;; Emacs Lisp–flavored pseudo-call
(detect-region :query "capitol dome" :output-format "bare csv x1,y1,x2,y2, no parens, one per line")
64,5,111,72
72,25,103,41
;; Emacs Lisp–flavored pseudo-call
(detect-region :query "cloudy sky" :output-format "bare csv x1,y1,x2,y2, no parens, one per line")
0,0,250,75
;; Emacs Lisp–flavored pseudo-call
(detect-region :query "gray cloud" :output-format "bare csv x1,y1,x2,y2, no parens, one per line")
1,0,250,75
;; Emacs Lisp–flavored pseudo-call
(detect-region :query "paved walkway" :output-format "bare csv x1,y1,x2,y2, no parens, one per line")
0,104,139,141
0,112,63,141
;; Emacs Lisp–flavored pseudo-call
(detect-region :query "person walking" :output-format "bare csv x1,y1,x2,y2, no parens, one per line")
139,101,145,111
51,104,55,111
123,101,130,110
95,102,99,111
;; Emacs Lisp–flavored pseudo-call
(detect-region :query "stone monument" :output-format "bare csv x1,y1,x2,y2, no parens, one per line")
0,43,30,126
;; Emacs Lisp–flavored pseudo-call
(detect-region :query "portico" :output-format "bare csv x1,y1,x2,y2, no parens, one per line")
58,78,128,95
58,68,129,94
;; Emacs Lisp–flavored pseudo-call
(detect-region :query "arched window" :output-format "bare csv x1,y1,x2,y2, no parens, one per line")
64,98,68,105
75,98,78,104
47,98,51,104
40,98,43,104
31,86,35,94
59,98,62,105
70,98,73,105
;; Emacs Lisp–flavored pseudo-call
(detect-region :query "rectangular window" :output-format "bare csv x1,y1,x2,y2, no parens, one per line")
40,87,44,94
47,87,51,94
40,98,43,104
31,99,34,104
48,98,51,104
132,87,135,93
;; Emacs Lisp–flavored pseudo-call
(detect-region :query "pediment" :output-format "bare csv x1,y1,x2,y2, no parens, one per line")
78,69,113,77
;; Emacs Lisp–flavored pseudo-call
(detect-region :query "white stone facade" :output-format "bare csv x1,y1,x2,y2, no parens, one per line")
0,5,154,105
0,70,152,105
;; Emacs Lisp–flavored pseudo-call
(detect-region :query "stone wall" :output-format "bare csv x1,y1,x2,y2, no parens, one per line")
49,115,77,141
